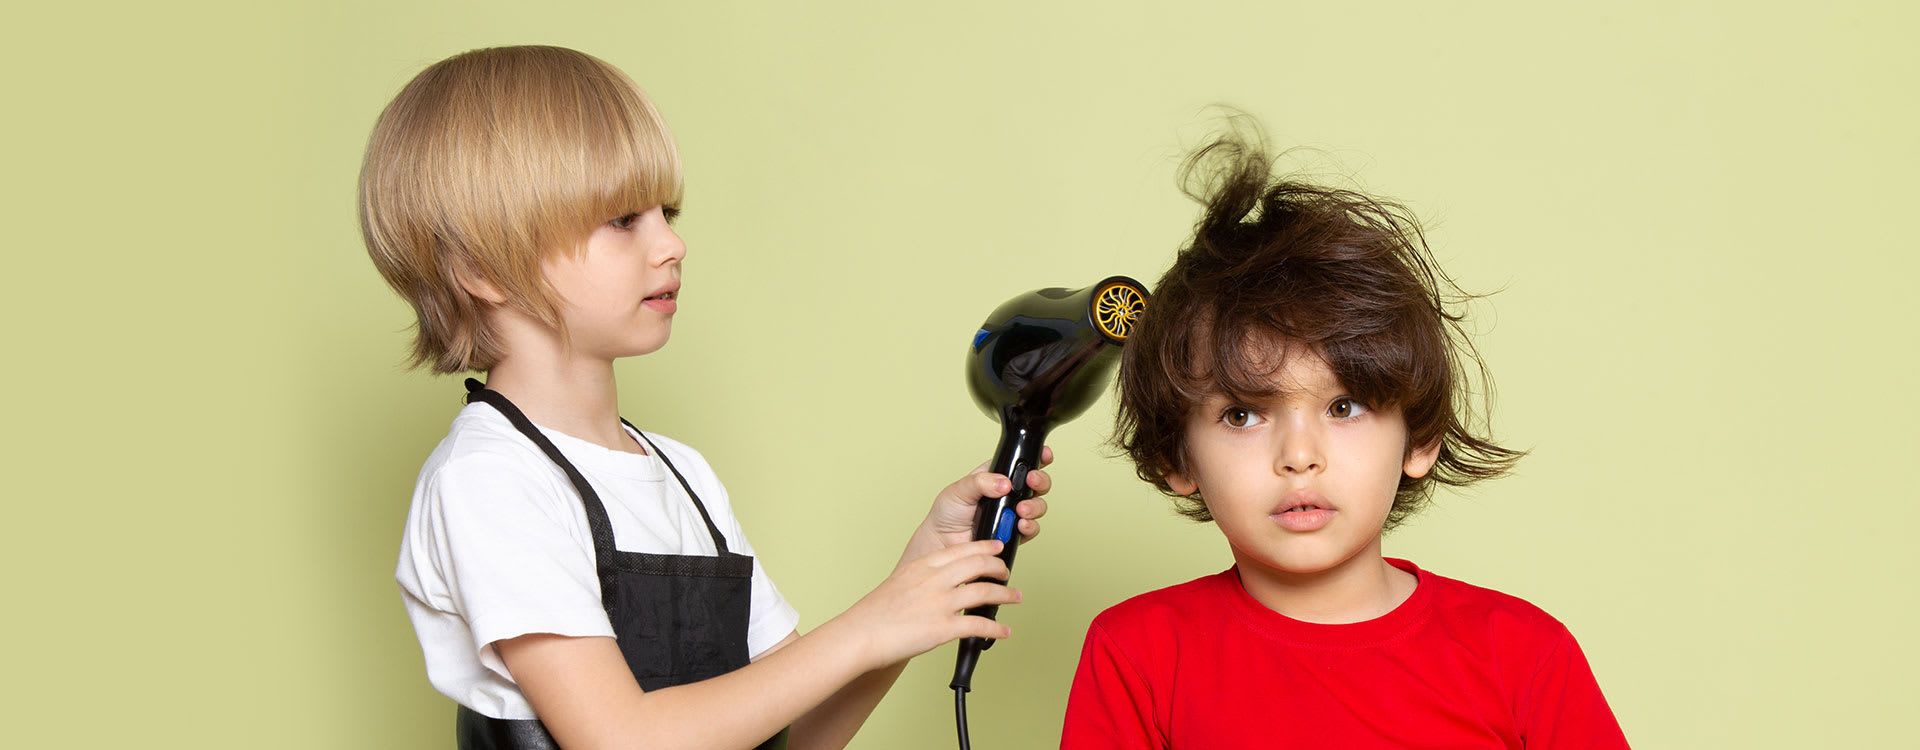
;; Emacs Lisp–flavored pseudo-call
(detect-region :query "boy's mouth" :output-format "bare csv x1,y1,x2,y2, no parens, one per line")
646,282,679,300
1271,490,1336,531
1273,489,1332,514
643,285,680,313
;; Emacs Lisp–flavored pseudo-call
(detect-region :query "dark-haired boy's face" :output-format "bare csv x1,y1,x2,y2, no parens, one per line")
1166,348,1438,587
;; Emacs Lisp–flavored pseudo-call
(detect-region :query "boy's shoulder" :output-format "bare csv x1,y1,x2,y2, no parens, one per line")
405,405,579,529
1088,569,1240,638
1417,562,1571,640
422,403,559,479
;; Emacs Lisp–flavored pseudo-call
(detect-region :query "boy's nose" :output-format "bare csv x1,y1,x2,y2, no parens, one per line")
1278,455,1324,475
658,228,687,264
1274,424,1325,475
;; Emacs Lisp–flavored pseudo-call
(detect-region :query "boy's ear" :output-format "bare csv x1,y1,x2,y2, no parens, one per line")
453,264,507,305
1403,438,1441,480
1165,469,1199,496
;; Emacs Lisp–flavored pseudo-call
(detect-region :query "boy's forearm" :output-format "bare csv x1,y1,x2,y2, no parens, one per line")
509,618,879,750
766,523,938,749
786,658,909,750
787,520,995,749
645,617,881,747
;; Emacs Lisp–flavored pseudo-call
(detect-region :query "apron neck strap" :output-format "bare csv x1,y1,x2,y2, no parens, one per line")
463,378,621,610
462,379,734,558
626,422,732,555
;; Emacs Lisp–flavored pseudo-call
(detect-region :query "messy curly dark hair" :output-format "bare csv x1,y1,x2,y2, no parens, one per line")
1115,120,1523,529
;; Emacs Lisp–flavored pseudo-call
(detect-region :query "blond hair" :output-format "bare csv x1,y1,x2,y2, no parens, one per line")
358,45,683,373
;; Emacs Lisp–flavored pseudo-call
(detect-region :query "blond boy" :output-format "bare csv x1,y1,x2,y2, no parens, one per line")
362,46,1049,750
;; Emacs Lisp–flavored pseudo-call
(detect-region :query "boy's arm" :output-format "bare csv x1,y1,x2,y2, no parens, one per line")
1519,630,1631,749
500,538,1018,750
778,634,903,750
1061,619,1164,750
783,461,1052,750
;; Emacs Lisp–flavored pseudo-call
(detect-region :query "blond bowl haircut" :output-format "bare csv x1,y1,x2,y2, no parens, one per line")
359,46,683,373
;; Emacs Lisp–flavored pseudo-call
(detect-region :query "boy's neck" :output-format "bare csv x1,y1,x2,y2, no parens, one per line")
481,350,645,455
1231,543,1416,625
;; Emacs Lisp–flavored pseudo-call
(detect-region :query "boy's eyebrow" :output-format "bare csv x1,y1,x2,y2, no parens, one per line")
1202,371,1358,403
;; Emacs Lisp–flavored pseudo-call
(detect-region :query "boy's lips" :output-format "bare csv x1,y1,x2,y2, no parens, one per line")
1271,489,1335,532
643,284,679,313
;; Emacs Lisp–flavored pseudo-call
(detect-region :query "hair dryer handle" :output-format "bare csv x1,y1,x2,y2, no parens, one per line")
959,420,1047,653
963,464,1032,627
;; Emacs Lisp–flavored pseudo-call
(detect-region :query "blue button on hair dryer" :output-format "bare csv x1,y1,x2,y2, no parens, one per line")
948,276,1147,748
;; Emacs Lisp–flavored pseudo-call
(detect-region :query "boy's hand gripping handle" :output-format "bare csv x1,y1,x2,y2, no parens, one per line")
951,424,1045,692
964,462,1033,626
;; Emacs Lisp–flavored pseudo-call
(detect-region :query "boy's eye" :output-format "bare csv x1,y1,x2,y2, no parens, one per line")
1329,397,1369,420
1221,407,1265,428
663,206,681,224
610,212,642,230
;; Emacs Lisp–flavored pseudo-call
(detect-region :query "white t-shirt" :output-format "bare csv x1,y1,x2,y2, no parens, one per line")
396,403,800,719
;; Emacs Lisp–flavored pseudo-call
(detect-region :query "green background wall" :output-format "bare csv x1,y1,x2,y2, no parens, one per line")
8,1,1916,747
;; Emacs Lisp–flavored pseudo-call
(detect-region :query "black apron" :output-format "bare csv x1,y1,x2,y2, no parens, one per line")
455,379,789,750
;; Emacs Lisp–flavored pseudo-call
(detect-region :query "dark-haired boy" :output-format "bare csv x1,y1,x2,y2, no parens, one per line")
1060,136,1629,749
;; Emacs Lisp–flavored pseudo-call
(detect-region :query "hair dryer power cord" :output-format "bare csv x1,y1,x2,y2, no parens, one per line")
954,686,972,750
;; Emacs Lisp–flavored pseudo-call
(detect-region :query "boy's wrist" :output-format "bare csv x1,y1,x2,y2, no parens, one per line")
815,603,889,674
896,519,944,570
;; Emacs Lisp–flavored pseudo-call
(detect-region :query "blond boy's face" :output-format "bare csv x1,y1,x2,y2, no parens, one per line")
1166,347,1439,585
542,205,685,359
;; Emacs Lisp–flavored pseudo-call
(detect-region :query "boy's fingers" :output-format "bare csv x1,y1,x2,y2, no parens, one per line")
954,465,1051,501
1016,497,1048,520
1024,470,1051,496
961,466,1046,502
958,616,1013,641
965,555,1012,584
948,471,1010,503
966,446,1049,490
935,553,1010,587
1015,498,1045,542
954,581,1023,609
922,539,1003,567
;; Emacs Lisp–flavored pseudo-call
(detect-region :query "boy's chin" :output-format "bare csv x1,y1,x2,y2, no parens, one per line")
1229,537,1383,579
611,332,673,358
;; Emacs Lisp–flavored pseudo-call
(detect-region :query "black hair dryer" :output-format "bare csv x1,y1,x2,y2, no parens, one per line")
948,276,1148,700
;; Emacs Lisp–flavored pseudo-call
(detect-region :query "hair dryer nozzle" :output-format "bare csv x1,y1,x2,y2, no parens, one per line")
1089,277,1148,343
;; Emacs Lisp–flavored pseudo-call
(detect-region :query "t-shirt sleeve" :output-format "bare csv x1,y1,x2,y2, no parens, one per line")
417,453,617,678
1519,628,1631,749
738,527,800,658
1062,618,1165,750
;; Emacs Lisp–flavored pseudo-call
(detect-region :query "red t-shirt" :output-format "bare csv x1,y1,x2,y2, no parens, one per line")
1062,559,1629,749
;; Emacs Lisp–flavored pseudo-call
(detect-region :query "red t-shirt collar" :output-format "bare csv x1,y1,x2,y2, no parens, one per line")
1218,557,1435,649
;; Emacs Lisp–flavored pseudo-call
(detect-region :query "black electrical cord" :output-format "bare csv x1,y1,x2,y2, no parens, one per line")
954,686,972,750
952,637,983,749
